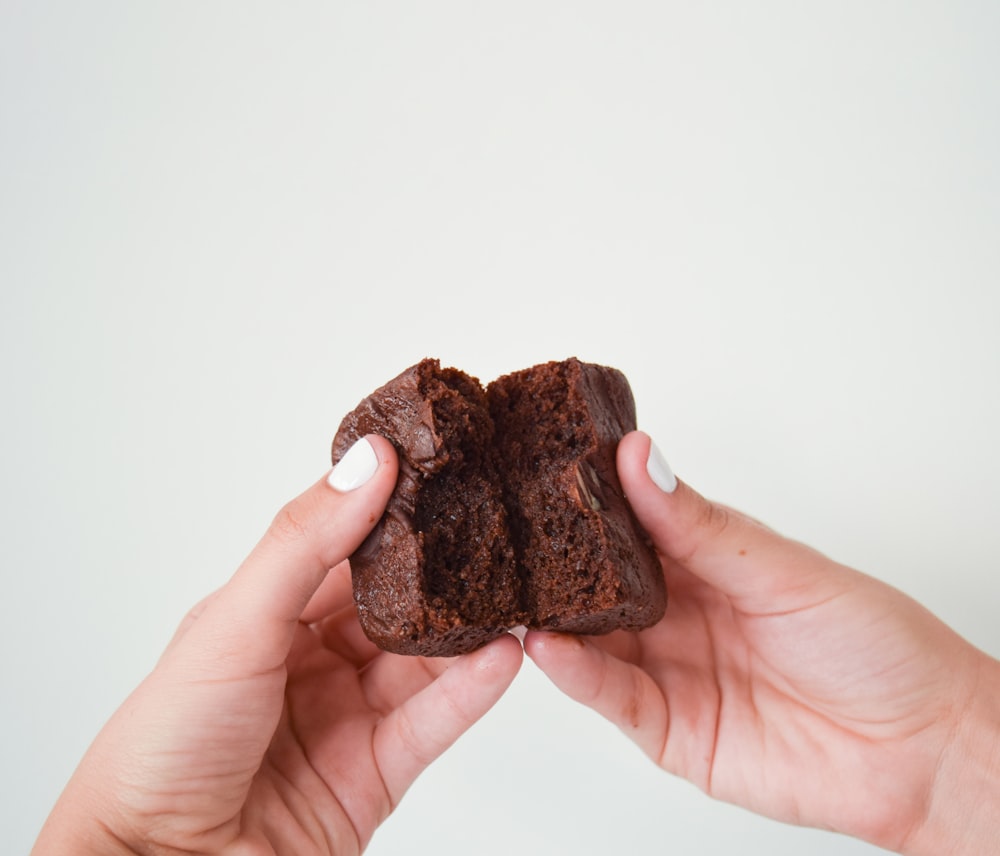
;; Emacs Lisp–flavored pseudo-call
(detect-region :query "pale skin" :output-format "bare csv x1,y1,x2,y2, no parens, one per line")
32,435,524,855
526,431,1000,854
34,431,1000,854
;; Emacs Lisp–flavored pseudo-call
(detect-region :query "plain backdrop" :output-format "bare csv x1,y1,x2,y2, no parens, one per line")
3,2,998,853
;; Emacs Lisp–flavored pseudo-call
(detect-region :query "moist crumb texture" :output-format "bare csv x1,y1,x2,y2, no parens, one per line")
332,360,523,657
332,357,666,656
487,359,665,634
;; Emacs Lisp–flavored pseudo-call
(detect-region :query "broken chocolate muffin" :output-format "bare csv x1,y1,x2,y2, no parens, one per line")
332,358,665,656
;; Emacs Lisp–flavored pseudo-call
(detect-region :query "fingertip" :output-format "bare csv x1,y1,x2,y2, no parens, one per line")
523,630,588,671
327,433,398,494
645,441,678,494
327,436,379,491
363,433,399,469
616,429,652,481
467,633,524,682
618,430,677,493
617,430,689,557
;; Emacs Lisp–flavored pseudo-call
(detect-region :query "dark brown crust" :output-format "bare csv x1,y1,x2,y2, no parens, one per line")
332,359,523,657
333,358,666,656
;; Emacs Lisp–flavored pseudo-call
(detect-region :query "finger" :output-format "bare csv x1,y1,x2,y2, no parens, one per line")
312,604,384,669
360,650,453,713
523,630,669,762
300,558,355,624
175,435,398,678
160,589,221,658
372,634,523,807
617,431,853,614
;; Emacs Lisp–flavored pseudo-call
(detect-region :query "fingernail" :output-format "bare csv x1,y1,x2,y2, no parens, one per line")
646,440,678,493
328,437,379,492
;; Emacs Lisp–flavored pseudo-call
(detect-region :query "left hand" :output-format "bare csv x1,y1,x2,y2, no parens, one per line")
33,435,523,855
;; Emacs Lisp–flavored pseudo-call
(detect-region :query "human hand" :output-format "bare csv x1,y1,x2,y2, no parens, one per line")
33,436,523,855
525,430,1000,854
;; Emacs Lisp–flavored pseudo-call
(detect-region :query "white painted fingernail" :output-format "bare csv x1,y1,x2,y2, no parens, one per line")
646,440,678,493
328,437,379,492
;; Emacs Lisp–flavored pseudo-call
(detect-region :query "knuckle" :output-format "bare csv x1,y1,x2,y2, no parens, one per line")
700,500,732,540
674,498,733,564
269,499,312,544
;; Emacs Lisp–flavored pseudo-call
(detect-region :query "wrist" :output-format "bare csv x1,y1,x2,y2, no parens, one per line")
903,652,1000,855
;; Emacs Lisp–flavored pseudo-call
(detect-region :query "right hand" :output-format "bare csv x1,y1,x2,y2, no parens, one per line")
525,430,1000,854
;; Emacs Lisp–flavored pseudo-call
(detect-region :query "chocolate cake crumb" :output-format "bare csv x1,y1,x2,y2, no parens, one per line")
488,358,665,634
332,359,523,657
332,357,666,656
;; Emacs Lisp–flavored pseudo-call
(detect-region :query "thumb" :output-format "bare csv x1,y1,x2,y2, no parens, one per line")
618,431,851,614
173,434,398,678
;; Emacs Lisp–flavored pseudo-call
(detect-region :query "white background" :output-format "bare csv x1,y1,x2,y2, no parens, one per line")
3,2,998,853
